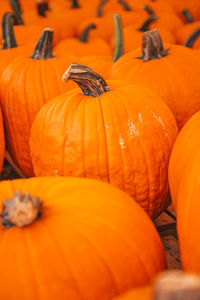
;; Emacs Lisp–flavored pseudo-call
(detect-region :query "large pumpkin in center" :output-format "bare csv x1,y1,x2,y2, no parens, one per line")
30,63,178,218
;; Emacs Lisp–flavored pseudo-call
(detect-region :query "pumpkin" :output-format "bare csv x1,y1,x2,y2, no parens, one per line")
0,176,165,299
0,107,5,174
184,27,200,49
111,29,200,129
81,13,123,78
169,111,200,209
54,23,112,57
167,0,200,22
114,271,200,300
30,63,178,218
175,9,200,48
0,13,33,77
110,14,176,54
169,113,200,271
0,28,78,177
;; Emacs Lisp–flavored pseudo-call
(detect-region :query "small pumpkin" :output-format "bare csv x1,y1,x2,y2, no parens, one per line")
111,29,200,129
30,63,178,218
0,29,78,177
54,23,112,57
0,176,165,300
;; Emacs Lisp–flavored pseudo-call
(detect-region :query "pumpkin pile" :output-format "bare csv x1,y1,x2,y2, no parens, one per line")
0,0,200,299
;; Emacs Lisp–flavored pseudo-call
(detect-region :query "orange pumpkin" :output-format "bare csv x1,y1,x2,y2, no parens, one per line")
54,23,112,57
0,176,165,299
0,13,33,77
0,29,78,177
111,29,200,130
169,111,200,209
30,63,178,218
0,107,5,174
169,113,200,272
184,27,200,49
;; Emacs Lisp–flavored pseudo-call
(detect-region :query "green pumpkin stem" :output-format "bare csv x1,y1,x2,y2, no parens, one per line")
9,0,24,25
113,14,124,62
184,27,200,48
143,5,155,15
97,0,108,17
153,271,200,299
182,9,194,24
118,0,131,11
0,190,43,228
70,0,80,8
62,63,110,97
138,14,157,32
30,28,54,59
138,29,169,61
79,23,96,42
2,12,19,49
37,1,49,17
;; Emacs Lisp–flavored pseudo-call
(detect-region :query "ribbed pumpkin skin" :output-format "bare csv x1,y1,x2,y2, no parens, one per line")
0,177,165,300
30,81,178,218
114,286,152,300
169,111,200,209
0,55,77,176
111,44,200,130
0,107,5,173
176,158,200,272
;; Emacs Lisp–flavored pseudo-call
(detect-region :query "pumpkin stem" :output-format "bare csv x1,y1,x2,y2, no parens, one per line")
143,5,155,15
118,0,131,11
62,63,110,97
30,28,54,60
9,0,24,25
97,0,108,17
2,12,19,49
113,14,124,62
182,9,194,24
138,14,157,32
153,271,200,299
138,29,169,61
70,0,80,8
0,190,43,228
184,27,200,48
79,23,96,42
37,0,49,17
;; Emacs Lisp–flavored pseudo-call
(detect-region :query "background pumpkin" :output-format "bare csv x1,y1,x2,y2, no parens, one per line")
111,29,200,130
0,176,166,300
0,107,5,174
0,28,78,177
30,63,178,218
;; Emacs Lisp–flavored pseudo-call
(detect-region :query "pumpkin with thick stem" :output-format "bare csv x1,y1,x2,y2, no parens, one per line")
0,28,79,177
114,271,200,300
111,29,200,129
175,10,200,48
81,14,123,78
54,23,112,57
30,63,178,218
109,14,176,54
0,176,165,299
0,13,34,77
168,112,200,272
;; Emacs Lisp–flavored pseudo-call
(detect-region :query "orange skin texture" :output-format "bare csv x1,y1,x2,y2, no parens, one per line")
166,0,200,21
169,111,200,210
0,54,79,177
110,26,176,54
54,37,112,57
176,22,200,48
0,176,165,300
80,55,114,79
111,43,200,130
148,13,183,33
30,81,178,218
0,24,45,47
0,107,5,174
114,285,152,300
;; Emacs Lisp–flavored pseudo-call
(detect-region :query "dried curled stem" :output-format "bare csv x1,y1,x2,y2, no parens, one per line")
0,191,43,228
62,63,110,97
